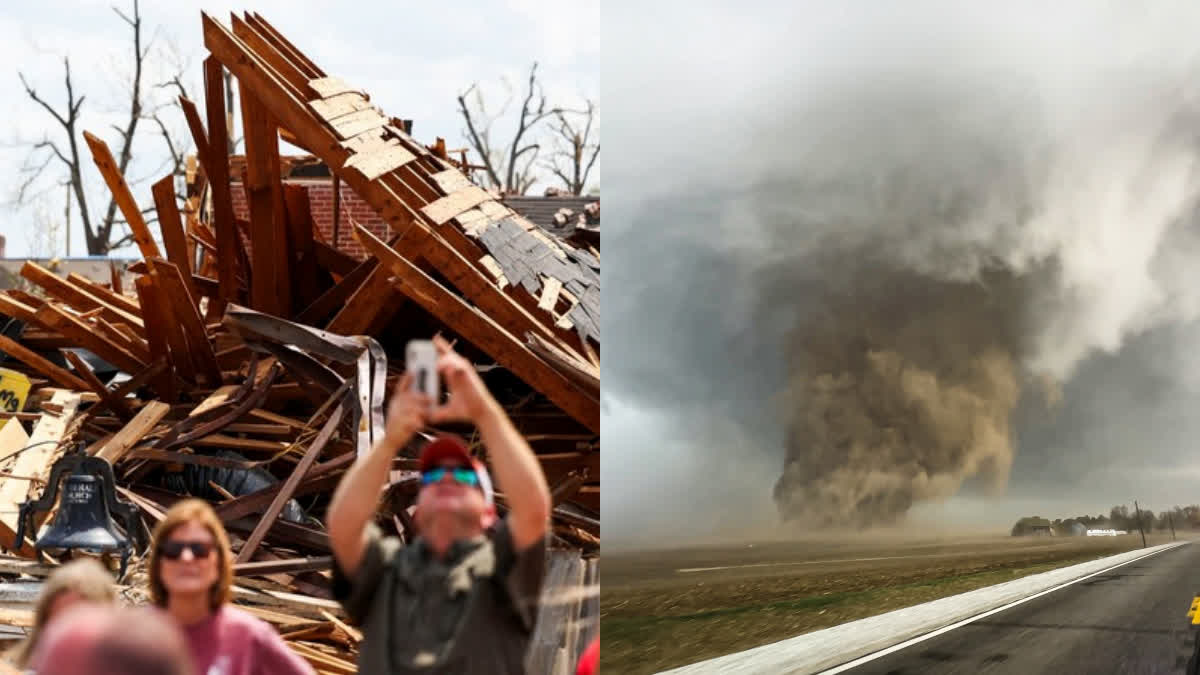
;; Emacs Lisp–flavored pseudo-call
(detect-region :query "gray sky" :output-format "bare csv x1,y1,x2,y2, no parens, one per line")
604,0,1200,548
0,0,598,258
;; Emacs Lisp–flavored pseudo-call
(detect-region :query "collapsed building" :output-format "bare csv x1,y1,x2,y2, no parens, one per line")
0,12,598,673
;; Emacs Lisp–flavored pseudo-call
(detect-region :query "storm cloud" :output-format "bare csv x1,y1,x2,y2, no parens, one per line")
605,0,1200,543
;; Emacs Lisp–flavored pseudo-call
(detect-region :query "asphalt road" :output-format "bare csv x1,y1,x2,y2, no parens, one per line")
839,541,1200,675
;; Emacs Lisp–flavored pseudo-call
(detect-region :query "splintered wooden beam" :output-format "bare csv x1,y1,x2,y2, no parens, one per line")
135,274,194,391
65,273,142,316
178,96,212,176
239,85,290,317
93,400,170,464
0,295,37,324
148,258,223,386
0,335,88,391
204,56,241,304
236,397,347,563
152,174,199,304
282,184,320,313
355,225,599,432
33,304,145,375
20,262,144,333
82,131,163,261
233,556,333,577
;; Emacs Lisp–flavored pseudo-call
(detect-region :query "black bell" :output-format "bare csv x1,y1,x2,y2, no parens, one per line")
13,443,143,579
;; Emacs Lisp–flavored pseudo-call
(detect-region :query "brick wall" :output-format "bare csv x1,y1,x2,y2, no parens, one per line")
230,179,390,260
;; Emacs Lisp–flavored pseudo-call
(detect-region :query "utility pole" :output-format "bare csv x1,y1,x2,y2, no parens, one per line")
1170,512,1177,541
1134,500,1147,548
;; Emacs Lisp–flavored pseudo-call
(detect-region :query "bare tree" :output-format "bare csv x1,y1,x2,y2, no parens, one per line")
543,99,599,196
15,0,191,255
457,62,565,196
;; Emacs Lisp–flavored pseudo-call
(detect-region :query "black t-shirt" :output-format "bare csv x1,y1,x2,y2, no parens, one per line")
332,519,546,674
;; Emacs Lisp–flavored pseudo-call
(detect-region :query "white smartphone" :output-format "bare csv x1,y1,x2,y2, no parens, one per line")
405,340,439,401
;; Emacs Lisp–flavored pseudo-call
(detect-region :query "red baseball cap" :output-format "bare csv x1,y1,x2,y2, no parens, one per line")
419,434,494,505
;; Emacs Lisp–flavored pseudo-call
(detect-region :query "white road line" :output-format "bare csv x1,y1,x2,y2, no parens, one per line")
816,542,1189,674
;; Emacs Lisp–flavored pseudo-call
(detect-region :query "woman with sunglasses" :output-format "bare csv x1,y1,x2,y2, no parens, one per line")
148,499,314,675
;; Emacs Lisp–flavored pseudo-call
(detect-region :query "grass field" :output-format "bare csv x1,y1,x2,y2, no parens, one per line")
601,532,1180,674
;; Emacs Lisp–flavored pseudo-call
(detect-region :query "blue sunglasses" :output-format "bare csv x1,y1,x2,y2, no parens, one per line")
421,466,480,487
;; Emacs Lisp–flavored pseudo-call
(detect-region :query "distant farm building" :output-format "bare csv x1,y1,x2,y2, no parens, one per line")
1012,517,1054,536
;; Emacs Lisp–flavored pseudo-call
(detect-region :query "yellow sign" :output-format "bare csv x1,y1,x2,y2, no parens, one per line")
0,368,32,426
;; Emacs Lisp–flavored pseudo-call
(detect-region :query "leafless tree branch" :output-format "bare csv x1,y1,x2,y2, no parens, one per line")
541,99,599,195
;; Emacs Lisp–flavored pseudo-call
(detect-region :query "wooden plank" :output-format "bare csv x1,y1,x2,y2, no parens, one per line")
313,241,360,277
478,255,510,288
282,184,320,314
329,108,387,139
81,132,162,260
430,169,472,195
66,273,143,316
355,226,598,432
231,14,308,97
340,131,397,157
33,305,145,375
191,435,289,453
421,185,492,225
324,267,394,336
234,556,332,576
239,86,290,317
245,409,309,429
20,262,144,332
308,92,370,122
62,351,134,420
0,295,37,324
0,391,80,555
152,174,199,304
343,144,416,181
306,76,361,100
148,258,223,386
191,384,239,417
95,318,151,363
295,257,375,327
236,399,346,563
93,400,170,464
133,277,181,401
538,277,563,312
0,335,87,391
247,13,325,79
0,415,33,555
204,56,241,303
178,96,212,176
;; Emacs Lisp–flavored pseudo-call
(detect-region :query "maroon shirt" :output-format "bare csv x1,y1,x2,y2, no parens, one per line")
181,605,314,675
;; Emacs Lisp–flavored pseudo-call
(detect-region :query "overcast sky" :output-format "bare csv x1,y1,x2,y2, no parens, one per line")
604,0,1200,550
0,1,598,258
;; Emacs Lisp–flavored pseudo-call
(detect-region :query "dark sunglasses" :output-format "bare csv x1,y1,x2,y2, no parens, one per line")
421,466,480,487
161,540,215,560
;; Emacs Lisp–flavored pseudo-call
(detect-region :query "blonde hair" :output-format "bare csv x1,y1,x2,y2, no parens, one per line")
14,557,117,667
147,499,233,611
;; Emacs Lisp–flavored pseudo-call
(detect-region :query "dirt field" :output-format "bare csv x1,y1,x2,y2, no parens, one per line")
601,533,1181,674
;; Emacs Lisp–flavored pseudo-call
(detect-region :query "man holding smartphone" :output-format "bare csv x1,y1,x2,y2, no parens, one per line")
327,335,551,674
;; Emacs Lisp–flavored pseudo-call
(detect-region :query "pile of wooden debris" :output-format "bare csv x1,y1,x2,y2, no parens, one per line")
0,11,599,672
